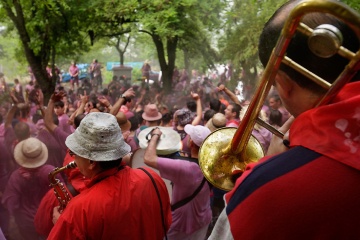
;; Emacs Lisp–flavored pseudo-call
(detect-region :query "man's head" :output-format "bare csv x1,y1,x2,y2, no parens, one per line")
65,112,131,177
259,0,359,112
268,94,282,110
224,103,241,121
14,122,30,141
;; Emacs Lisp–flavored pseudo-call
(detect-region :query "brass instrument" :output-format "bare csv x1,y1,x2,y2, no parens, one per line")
199,0,360,191
48,161,77,212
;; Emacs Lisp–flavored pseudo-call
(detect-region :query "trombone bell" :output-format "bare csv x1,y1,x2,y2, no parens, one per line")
199,128,264,191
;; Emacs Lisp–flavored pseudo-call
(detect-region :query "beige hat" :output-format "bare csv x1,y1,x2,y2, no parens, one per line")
138,127,181,155
205,113,227,132
65,112,131,161
142,104,162,121
14,138,48,168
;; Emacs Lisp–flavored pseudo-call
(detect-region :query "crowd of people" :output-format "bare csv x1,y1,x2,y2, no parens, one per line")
0,0,359,239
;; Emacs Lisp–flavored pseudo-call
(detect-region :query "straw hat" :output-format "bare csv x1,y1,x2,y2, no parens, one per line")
205,113,227,132
14,138,48,168
65,112,131,161
142,104,162,121
138,127,181,155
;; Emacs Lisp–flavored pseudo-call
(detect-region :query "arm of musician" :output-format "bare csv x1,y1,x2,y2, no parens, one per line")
217,84,241,105
144,128,162,169
191,92,203,126
266,116,294,156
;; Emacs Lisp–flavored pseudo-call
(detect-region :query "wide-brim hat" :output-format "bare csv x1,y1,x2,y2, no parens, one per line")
65,112,131,161
14,137,48,168
138,127,181,155
142,104,162,121
205,113,227,132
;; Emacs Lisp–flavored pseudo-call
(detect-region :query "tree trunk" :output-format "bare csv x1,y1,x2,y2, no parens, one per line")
151,34,178,94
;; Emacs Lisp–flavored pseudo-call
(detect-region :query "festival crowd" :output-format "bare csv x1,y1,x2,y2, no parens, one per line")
0,0,360,239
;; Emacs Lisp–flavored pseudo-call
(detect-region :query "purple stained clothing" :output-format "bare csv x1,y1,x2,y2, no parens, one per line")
252,127,272,153
157,157,211,237
58,113,72,134
52,126,70,152
37,129,66,168
2,164,60,240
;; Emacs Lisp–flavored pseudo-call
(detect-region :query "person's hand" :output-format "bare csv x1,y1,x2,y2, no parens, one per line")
266,116,294,156
97,96,110,107
52,206,61,224
191,91,199,100
122,130,130,140
217,84,225,91
122,88,135,99
51,91,66,102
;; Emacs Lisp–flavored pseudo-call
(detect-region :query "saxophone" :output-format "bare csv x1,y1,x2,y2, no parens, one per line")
48,161,77,212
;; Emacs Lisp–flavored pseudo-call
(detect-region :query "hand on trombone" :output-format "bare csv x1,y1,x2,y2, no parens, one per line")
266,116,294,156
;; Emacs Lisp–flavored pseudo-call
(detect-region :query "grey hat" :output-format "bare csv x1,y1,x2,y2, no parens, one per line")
65,112,131,161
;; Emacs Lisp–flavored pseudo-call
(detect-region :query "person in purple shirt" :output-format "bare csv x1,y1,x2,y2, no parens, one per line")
68,61,79,91
144,125,212,240
2,137,60,240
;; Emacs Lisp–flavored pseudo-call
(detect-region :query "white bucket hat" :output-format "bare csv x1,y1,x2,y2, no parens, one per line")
14,137,48,168
138,127,181,155
65,112,131,161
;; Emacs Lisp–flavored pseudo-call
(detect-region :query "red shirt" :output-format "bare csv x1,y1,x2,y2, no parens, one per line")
48,166,171,240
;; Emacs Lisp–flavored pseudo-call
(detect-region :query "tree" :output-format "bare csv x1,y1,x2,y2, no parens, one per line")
0,0,93,100
219,0,287,87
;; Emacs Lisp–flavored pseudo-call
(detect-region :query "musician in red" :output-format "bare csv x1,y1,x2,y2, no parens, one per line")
48,112,171,240
209,0,360,239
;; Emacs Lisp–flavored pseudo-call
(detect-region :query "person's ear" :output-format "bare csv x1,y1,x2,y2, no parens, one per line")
275,71,294,99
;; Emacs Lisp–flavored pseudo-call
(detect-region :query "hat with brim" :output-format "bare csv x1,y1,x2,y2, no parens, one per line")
142,104,162,121
205,113,227,132
138,126,181,155
14,138,48,168
65,112,131,161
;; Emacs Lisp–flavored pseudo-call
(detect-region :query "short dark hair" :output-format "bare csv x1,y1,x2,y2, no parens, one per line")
187,101,196,112
210,99,221,112
231,103,242,119
98,158,122,170
269,109,283,126
259,0,359,94
74,114,86,128
161,112,173,126
204,109,216,122
54,101,64,108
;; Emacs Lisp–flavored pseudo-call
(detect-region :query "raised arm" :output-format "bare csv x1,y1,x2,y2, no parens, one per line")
191,92,203,126
144,127,162,169
217,84,241,105
109,88,135,116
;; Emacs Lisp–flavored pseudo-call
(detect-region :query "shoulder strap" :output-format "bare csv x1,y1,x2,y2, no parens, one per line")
171,177,206,211
138,167,168,240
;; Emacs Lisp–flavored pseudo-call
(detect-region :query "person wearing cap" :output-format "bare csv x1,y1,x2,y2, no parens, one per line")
144,124,212,240
48,112,171,240
2,137,57,240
